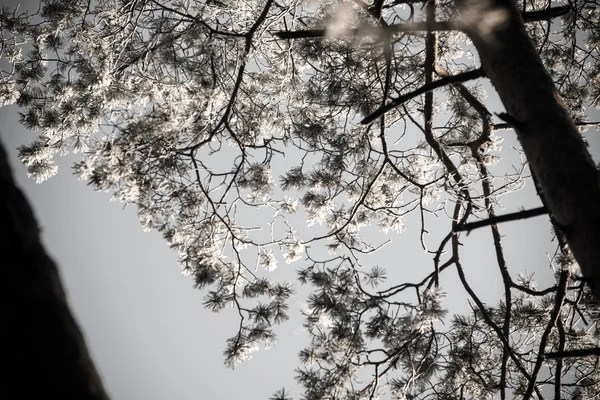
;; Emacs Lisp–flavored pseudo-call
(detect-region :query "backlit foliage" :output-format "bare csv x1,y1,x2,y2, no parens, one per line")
2,0,600,398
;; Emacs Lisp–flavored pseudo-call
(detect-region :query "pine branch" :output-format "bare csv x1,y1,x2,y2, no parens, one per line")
361,68,485,124
522,5,571,22
493,120,600,131
554,318,566,398
273,6,570,39
273,20,453,39
496,112,527,130
454,206,548,233
523,268,571,400
545,348,600,359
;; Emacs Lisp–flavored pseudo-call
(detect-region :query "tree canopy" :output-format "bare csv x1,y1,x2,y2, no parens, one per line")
2,0,600,398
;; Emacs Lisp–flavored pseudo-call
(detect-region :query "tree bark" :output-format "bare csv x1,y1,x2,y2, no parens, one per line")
458,0,600,299
0,139,109,399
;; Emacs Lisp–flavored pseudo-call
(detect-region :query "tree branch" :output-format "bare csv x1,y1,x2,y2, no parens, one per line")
545,348,600,359
425,0,439,283
523,268,571,400
493,120,600,131
273,6,570,39
554,318,565,399
361,67,485,124
273,20,453,39
454,206,547,233
522,5,571,22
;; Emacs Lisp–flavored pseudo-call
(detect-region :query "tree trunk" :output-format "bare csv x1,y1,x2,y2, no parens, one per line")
0,139,109,399
458,0,600,299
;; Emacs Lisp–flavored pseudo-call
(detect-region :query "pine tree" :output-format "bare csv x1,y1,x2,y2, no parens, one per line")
2,0,600,398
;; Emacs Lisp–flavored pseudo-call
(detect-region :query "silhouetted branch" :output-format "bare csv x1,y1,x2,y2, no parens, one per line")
545,348,600,359
273,20,452,39
523,268,571,400
454,206,548,233
493,120,600,131
554,319,566,398
361,68,485,124
522,5,571,21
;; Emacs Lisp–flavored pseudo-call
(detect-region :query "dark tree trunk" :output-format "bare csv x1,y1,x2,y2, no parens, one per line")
458,0,600,300
0,139,109,399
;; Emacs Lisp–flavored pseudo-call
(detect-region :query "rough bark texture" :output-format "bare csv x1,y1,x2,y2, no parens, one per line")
458,0,600,299
0,139,109,399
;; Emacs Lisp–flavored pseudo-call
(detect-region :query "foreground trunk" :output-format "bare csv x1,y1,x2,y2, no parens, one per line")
458,0,600,300
0,139,108,399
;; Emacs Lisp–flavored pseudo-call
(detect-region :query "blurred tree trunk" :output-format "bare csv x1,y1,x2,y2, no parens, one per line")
459,0,600,300
0,139,109,399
